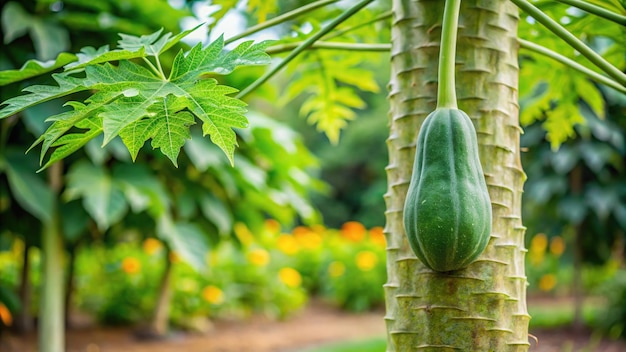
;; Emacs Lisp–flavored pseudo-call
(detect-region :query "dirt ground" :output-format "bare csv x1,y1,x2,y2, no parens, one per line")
2,300,625,352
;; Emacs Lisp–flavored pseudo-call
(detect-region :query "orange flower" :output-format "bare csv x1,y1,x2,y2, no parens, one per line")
247,248,270,266
538,274,556,292
369,226,386,246
355,251,378,271
0,303,12,326
292,226,311,237
549,236,565,257
276,234,300,255
328,261,346,278
143,238,162,255
264,219,281,234
279,267,302,288
121,257,141,274
202,285,224,304
341,221,366,242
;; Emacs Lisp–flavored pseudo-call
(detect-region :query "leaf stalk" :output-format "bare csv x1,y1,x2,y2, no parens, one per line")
519,38,626,94
236,0,375,100
554,0,626,26
511,0,626,86
224,0,340,45
266,41,390,55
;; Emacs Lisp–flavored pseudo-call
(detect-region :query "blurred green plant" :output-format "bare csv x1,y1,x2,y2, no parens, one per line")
0,220,386,327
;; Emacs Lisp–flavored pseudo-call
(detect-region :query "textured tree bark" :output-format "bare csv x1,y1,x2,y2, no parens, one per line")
385,0,529,350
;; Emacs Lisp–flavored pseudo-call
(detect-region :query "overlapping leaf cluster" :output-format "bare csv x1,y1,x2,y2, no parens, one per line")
279,10,387,143
0,26,273,168
519,0,625,148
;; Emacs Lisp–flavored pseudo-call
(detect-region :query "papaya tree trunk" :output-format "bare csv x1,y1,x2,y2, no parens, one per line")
40,162,64,352
147,247,173,337
64,244,78,328
385,0,529,350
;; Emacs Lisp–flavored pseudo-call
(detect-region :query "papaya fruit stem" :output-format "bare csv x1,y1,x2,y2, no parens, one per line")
437,0,462,109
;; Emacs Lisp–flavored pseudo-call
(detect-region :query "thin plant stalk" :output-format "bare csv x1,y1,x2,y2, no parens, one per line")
322,11,392,41
266,41,390,55
555,0,626,26
519,39,626,94
224,0,340,45
236,0,375,100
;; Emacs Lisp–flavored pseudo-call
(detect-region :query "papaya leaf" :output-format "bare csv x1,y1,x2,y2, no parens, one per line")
3,150,54,223
208,0,238,29
41,116,104,171
0,53,77,86
65,161,128,231
0,73,90,119
112,163,170,217
246,0,279,23
119,96,196,165
117,23,203,56
157,215,209,272
0,27,273,167
279,20,382,144
169,36,274,82
64,45,145,71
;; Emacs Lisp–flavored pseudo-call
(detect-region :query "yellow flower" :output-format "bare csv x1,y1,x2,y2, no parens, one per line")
0,302,12,326
328,261,346,278
121,257,141,274
311,224,326,234
265,219,281,234
276,234,300,255
296,231,322,250
234,222,254,246
549,236,565,257
529,233,548,265
279,267,302,288
247,248,270,266
356,251,378,271
341,221,366,242
369,226,386,246
202,285,224,304
530,233,548,254
143,238,162,255
538,274,556,292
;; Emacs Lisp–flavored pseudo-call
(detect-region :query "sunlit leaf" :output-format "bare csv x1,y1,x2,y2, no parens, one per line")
2,28,272,167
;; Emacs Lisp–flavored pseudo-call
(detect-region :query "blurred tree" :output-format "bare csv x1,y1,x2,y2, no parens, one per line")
521,88,626,328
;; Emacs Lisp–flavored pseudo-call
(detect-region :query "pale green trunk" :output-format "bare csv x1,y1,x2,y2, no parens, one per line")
385,0,529,351
40,162,65,352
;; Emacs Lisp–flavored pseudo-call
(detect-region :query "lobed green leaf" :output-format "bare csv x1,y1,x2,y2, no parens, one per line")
0,53,77,86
